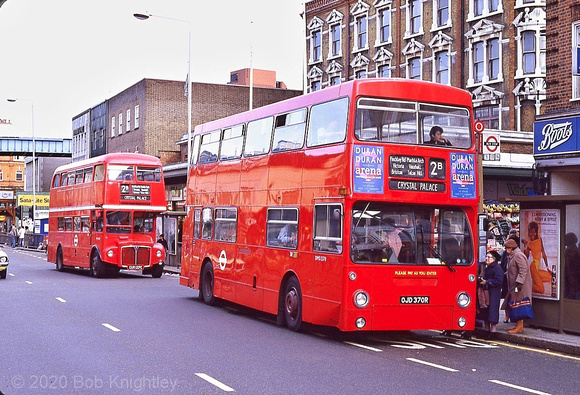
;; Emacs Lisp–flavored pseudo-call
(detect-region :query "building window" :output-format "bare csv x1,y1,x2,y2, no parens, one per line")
126,109,131,132
118,112,123,135
378,64,390,78
312,30,322,62
409,0,421,35
111,116,115,137
436,0,449,27
0,170,3,181
435,51,449,84
522,31,536,74
355,69,367,79
474,0,483,16
16,170,23,182
475,105,499,130
378,8,391,43
488,38,500,80
330,75,341,85
409,57,421,79
311,80,321,91
473,42,484,83
357,16,368,49
490,0,499,12
134,105,139,129
330,24,341,57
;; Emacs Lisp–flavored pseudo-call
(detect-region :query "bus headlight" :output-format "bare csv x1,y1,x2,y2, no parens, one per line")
156,250,162,258
355,317,366,329
353,290,369,308
458,317,467,328
107,250,114,258
457,292,471,308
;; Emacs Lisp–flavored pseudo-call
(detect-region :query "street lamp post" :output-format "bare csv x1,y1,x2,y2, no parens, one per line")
7,98,35,225
134,12,192,173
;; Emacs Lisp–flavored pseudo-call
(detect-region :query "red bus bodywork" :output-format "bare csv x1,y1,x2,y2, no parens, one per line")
181,79,479,331
47,153,167,278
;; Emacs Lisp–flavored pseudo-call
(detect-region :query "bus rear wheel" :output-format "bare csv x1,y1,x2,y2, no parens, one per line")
200,263,215,306
56,248,64,272
90,252,106,278
283,276,303,332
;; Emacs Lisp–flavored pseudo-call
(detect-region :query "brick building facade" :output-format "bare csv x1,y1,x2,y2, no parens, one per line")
304,0,544,203
106,78,302,165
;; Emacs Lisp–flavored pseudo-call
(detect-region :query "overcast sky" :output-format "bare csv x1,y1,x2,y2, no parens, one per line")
0,0,306,138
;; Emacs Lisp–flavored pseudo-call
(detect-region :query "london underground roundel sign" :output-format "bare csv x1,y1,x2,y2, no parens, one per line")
474,120,485,133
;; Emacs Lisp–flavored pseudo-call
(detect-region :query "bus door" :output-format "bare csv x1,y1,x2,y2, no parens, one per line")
311,203,344,317
91,210,104,255
74,215,92,266
212,207,238,303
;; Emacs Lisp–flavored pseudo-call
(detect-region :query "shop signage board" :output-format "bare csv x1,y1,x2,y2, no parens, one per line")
534,116,580,156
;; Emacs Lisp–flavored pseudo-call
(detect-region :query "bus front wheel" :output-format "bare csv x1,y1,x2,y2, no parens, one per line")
201,263,215,306
56,248,64,272
90,252,106,278
283,276,303,332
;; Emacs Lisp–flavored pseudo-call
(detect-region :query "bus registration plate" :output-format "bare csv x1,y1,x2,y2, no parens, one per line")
400,296,430,304
128,265,143,270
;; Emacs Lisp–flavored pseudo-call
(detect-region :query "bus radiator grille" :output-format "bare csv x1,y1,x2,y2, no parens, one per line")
121,246,151,267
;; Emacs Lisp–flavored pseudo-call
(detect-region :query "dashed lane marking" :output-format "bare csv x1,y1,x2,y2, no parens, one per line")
489,380,551,395
195,373,235,392
55,297,66,303
344,341,383,352
406,357,458,372
25,281,33,285
102,323,121,332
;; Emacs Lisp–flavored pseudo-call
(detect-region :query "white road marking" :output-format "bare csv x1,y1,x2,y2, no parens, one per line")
195,373,235,392
344,341,383,352
406,357,458,372
489,380,552,395
9,273,14,277
55,297,66,303
25,281,33,285
102,323,121,332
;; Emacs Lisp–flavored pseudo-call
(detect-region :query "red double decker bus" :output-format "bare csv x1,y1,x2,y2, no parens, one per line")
180,79,479,332
47,153,167,278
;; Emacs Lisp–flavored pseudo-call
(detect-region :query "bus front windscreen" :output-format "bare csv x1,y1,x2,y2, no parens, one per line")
351,202,473,266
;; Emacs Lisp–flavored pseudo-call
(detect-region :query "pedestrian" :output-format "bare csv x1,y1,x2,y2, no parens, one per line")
564,232,580,300
156,234,168,252
501,238,533,334
10,224,17,248
479,250,504,338
18,225,25,247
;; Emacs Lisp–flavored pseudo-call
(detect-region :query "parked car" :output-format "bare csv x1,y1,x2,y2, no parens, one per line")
0,248,9,279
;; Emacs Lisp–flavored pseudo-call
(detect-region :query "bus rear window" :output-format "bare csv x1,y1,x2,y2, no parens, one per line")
136,167,161,182
108,165,134,181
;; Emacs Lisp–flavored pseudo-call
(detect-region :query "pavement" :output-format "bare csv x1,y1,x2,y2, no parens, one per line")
11,245,580,356
473,310,580,356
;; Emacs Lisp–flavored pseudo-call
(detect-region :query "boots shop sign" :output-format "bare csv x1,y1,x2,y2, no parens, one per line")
534,116,579,156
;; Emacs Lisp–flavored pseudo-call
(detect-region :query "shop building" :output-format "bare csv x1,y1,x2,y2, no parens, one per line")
524,0,580,333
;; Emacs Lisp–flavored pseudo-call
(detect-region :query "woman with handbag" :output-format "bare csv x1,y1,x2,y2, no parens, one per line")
479,250,504,338
501,238,533,334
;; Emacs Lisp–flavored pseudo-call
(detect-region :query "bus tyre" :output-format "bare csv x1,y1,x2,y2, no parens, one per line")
90,252,106,278
201,263,215,306
56,248,64,272
151,263,164,278
283,276,303,332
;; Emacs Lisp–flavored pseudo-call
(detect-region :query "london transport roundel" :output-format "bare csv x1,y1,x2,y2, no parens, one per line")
474,120,485,133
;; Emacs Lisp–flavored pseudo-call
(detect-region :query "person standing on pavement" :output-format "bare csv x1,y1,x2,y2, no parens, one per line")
18,225,26,247
10,224,17,248
479,250,504,338
502,238,533,334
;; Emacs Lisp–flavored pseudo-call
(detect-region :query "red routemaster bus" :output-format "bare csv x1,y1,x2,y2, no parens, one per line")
180,79,479,332
47,153,167,278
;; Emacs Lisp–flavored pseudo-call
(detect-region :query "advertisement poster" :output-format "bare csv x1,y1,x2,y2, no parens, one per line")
450,152,476,199
353,145,384,194
520,209,560,300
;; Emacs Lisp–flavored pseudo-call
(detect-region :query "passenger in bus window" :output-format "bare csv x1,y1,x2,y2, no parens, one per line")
381,218,402,262
426,126,452,146
278,224,297,247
